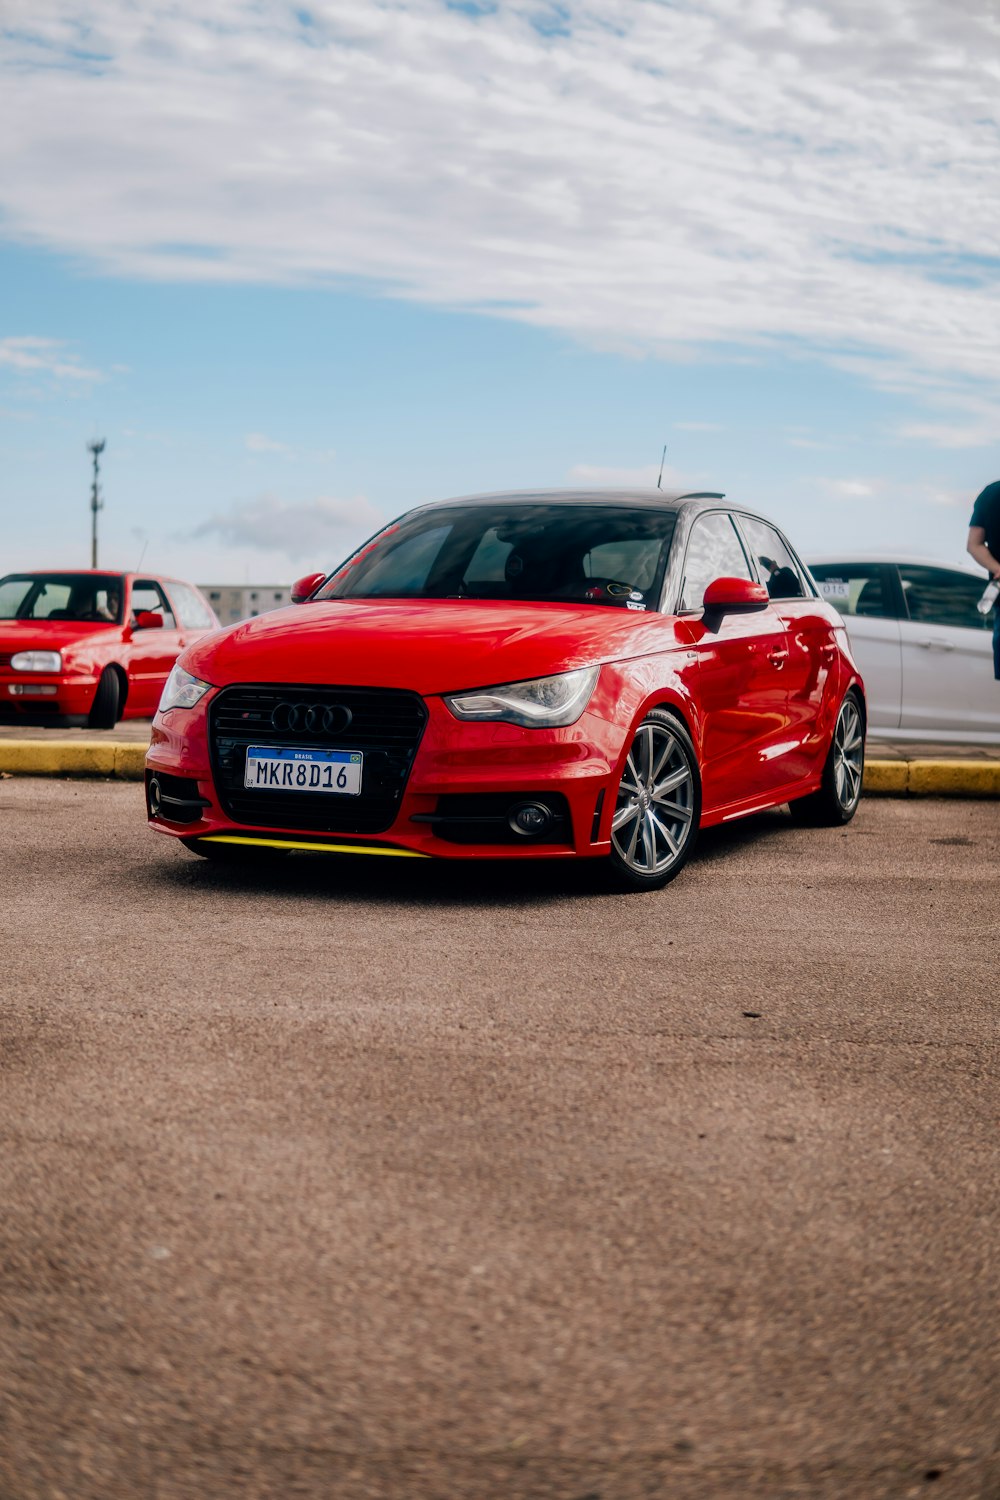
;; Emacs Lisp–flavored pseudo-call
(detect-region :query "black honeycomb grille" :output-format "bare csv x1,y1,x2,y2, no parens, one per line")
209,683,428,834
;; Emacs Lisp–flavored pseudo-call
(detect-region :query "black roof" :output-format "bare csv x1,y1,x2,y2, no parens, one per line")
411,488,726,513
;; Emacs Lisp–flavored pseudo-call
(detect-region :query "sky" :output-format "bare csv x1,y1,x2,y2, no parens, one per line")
3,0,1000,585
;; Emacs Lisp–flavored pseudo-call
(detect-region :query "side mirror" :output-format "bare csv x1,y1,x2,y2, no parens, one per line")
133,609,164,630
702,577,769,613
290,571,327,604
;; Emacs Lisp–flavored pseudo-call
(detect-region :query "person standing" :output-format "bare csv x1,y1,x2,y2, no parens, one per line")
968,480,1000,681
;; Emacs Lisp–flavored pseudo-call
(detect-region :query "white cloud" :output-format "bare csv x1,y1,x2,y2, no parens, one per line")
193,492,384,561
0,336,101,383
245,432,291,454
2,0,1000,406
816,478,881,500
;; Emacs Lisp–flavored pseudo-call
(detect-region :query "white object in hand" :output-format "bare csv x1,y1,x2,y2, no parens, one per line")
977,579,1000,614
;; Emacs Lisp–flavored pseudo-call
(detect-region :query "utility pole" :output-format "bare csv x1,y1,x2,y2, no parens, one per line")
88,438,105,568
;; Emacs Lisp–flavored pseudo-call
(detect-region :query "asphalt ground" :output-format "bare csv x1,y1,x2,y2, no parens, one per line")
1,780,998,1500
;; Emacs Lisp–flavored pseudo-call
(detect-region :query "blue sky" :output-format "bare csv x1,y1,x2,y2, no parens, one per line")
3,0,1000,583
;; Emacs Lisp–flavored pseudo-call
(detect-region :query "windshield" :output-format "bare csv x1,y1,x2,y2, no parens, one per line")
0,573,125,624
318,503,677,610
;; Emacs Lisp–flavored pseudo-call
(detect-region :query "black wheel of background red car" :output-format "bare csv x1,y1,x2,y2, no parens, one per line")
789,691,865,827
87,667,121,729
608,709,701,891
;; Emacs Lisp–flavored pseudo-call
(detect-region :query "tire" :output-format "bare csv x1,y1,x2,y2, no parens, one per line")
789,690,864,826
606,709,701,891
87,668,121,729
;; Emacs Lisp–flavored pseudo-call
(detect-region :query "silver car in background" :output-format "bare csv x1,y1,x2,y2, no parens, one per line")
807,554,999,744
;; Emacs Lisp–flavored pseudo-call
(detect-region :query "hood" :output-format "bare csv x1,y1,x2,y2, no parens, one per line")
182,598,681,696
0,619,121,653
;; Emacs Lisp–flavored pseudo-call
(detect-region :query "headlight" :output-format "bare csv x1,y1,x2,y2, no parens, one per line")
444,666,599,728
11,650,62,672
158,664,212,712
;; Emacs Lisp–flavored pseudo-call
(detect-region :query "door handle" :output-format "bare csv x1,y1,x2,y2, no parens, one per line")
917,638,954,651
767,648,788,668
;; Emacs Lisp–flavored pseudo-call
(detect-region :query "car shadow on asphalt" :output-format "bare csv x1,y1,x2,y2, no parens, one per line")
147,807,798,908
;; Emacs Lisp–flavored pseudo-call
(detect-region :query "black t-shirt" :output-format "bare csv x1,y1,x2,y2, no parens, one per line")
970,481,1000,563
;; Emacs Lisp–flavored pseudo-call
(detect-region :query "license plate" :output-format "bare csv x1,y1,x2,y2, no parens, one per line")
244,745,363,796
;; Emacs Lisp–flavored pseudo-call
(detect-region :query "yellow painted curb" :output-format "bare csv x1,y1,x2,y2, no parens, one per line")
0,743,997,798
864,758,1000,797
0,741,146,781
861,760,909,794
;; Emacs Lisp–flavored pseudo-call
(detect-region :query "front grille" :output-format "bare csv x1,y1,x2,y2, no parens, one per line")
210,683,428,834
0,654,13,673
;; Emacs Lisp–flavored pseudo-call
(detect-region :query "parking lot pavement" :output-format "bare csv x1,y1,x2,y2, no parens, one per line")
1,780,998,1500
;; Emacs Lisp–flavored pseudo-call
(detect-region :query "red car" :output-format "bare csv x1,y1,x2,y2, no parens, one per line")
0,570,220,728
146,491,865,890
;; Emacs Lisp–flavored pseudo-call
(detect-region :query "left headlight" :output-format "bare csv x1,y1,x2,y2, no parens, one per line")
11,650,62,672
444,666,599,728
158,664,213,712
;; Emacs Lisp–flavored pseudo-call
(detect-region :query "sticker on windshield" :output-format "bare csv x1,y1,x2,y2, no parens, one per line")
818,579,850,600
626,600,647,611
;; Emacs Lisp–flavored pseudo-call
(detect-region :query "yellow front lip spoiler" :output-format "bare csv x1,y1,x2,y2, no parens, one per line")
198,835,430,859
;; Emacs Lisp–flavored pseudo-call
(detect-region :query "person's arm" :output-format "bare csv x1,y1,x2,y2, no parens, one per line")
967,526,1000,580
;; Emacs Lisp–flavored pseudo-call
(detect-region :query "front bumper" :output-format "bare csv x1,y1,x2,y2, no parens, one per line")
0,673,97,720
146,687,626,860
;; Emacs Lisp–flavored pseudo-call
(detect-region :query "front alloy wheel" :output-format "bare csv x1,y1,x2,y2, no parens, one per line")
608,709,701,891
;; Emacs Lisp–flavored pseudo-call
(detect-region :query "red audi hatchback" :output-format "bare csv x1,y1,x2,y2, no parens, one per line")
0,570,220,728
146,491,865,890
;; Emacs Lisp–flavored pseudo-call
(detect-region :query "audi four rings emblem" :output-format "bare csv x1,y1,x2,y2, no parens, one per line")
270,701,353,735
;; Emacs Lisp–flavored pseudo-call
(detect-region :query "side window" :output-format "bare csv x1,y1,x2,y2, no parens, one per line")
738,516,805,599
166,581,216,630
809,563,892,620
131,580,176,629
679,513,752,611
898,565,991,631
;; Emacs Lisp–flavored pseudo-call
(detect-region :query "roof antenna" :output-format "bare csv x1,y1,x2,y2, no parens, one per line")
656,443,667,490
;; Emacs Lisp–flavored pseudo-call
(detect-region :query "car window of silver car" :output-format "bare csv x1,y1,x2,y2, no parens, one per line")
809,563,894,619
679,512,753,611
897,565,992,632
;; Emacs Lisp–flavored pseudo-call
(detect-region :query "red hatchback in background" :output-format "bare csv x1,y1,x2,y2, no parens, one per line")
146,490,866,891
0,570,220,728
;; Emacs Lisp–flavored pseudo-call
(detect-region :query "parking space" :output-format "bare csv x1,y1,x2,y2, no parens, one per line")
1,780,997,1499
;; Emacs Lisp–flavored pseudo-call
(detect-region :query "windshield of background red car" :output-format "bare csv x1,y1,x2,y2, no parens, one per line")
318,504,678,609
0,574,126,624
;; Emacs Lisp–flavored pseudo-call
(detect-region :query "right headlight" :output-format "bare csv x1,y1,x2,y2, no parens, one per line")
11,650,62,672
158,664,213,712
444,666,599,728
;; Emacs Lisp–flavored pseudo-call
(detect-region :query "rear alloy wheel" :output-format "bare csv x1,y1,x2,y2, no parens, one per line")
87,667,121,729
607,709,701,891
789,690,864,826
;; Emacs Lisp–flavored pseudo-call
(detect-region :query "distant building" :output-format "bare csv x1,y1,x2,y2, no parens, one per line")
200,584,292,624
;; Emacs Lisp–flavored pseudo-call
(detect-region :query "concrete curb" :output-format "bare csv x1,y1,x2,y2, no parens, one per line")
0,741,147,780
1,742,999,796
